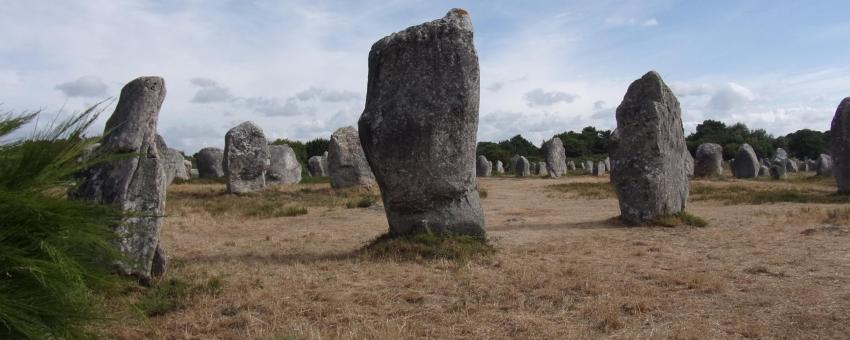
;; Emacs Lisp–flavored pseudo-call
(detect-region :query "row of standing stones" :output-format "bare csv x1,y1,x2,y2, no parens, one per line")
70,8,850,284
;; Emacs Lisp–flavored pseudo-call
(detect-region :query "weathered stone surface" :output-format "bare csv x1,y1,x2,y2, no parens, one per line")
196,147,224,178
71,76,167,283
180,160,192,180
150,244,168,279
476,155,492,177
759,165,769,176
771,148,788,180
817,154,833,177
787,159,799,173
605,157,611,172
330,127,375,189
307,155,327,177
543,137,567,178
584,160,594,173
224,121,270,194
358,9,483,236
567,160,576,172
509,155,521,173
190,169,199,178
515,156,531,177
267,144,302,185
593,161,606,176
694,143,723,177
609,71,688,223
494,160,505,174
831,98,850,192
684,150,694,177
731,144,759,179
157,136,188,185
536,161,547,176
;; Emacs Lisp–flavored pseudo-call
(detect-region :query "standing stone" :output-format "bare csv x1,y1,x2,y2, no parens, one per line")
330,126,375,189
817,154,833,177
694,143,723,177
759,165,769,176
567,160,576,172
770,148,788,180
196,147,225,179
731,144,759,178
684,150,695,177
509,154,521,174
536,161,547,176
190,169,199,178
494,160,505,174
160,145,188,186
358,9,483,236
71,76,167,284
787,159,799,173
584,160,594,173
515,156,531,177
307,155,327,177
224,121,270,194
543,137,567,178
830,98,850,192
593,161,606,176
267,144,302,185
181,160,193,180
476,155,492,177
609,71,688,224
604,157,611,172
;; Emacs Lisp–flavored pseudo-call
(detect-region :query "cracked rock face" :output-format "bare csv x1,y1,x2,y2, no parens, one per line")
71,76,168,284
267,144,302,185
196,147,225,178
610,71,688,224
328,126,375,189
224,121,270,194
543,137,567,178
817,153,833,177
831,98,850,192
358,9,484,236
476,155,492,177
732,144,759,178
694,143,723,177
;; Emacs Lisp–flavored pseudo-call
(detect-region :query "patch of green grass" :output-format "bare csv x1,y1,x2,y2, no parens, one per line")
169,186,379,217
135,276,224,317
246,204,308,218
182,177,227,185
346,195,376,208
649,211,708,228
689,182,850,205
548,182,614,199
478,188,488,199
299,176,330,184
363,231,495,261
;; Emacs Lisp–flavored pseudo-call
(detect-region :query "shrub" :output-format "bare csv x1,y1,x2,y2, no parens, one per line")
363,231,494,261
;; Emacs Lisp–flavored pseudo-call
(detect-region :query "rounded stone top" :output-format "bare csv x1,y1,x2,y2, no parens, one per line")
444,8,473,32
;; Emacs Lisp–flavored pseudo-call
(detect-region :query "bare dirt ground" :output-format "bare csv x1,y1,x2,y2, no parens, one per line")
109,174,850,339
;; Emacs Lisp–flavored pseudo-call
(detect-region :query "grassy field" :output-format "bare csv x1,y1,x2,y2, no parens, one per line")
104,172,850,339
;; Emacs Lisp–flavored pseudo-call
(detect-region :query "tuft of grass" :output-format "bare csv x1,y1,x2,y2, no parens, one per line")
822,208,850,225
362,231,494,261
135,276,224,317
246,204,308,218
548,182,614,199
690,182,850,205
299,176,330,184
346,195,376,209
650,211,708,228
478,188,488,199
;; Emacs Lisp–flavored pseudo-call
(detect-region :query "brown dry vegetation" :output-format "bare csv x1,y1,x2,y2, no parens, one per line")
104,173,850,339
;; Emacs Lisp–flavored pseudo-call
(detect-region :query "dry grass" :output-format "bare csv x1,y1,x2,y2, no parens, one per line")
101,177,850,339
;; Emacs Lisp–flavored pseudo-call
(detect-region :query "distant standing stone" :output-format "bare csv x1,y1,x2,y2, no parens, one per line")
307,155,327,177
515,156,531,177
759,165,769,176
567,160,576,172
329,126,375,189
71,76,168,284
267,144,302,185
358,9,484,236
609,71,688,223
593,161,606,176
731,144,759,179
224,121,270,194
543,137,567,178
684,150,694,177
830,97,850,192
817,154,833,177
495,160,505,174
771,148,788,180
196,147,225,179
584,160,594,173
786,159,799,173
694,143,723,177
476,155,492,177
509,154,521,173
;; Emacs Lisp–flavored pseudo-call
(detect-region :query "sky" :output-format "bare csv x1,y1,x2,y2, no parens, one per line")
2,0,849,153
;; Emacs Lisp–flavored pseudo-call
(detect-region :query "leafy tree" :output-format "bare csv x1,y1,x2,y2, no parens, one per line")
270,138,307,165
785,129,826,160
497,135,541,161
304,138,329,158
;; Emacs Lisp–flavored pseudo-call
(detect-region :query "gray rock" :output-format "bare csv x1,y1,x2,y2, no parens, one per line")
476,155,492,177
787,159,799,173
593,161,606,176
605,157,611,172
537,161,547,176
684,150,694,177
155,136,188,185
759,165,769,176
543,137,567,178
224,121,270,194
509,154,521,174
731,144,759,178
180,160,192,180
330,127,375,189
584,160,594,173
267,144,302,185
358,9,484,236
515,156,531,177
817,154,833,177
694,143,723,177
494,160,505,174
771,148,788,180
195,147,225,179
307,155,327,177
150,244,168,279
609,71,688,223
830,98,850,192
567,160,576,172
71,76,167,284
190,169,199,178
78,142,101,163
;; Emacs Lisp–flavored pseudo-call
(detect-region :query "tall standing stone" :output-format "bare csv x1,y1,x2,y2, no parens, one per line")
609,71,688,223
543,137,567,178
196,147,225,179
307,155,327,177
224,121,270,194
509,154,521,174
694,143,723,177
771,148,788,180
515,156,531,177
584,160,594,173
684,150,694,177
494,160,505,174
358,9,484,236
267,144,302,185
71,76,167,284
593,161,606,176
329,127,375,189
476,155,492,177
830,98,850,192
731,144,759,178
567,160,576,172
817,154,833,177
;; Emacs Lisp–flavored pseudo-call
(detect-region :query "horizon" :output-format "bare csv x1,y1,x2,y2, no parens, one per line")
2,1,848,154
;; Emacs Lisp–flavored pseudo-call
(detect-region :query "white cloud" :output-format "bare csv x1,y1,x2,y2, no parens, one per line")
523,88,578,107
706,82,755,112
190,78,234,103
54,76,108,97
604,16,660,28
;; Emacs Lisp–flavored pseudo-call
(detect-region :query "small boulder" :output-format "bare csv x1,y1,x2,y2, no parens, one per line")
817,154,833,177
196,147,225,179
224,121,270,194
329,126,375,189
476,155,492,177
267,144,302,185
515,156,531,177
694,143,723,177
731,144,759,179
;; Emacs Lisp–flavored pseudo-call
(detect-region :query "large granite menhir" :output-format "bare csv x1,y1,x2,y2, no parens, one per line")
329,127,375,189
609,71,688,224
694,143,723,177
476,155,492,177
196,147,224,178
267,144,302,185
732,144,759,178
224,121,270,194
307,152,328,177
358,8,485,236
543,137,567,178
831,97,850,192
71,76,167,284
